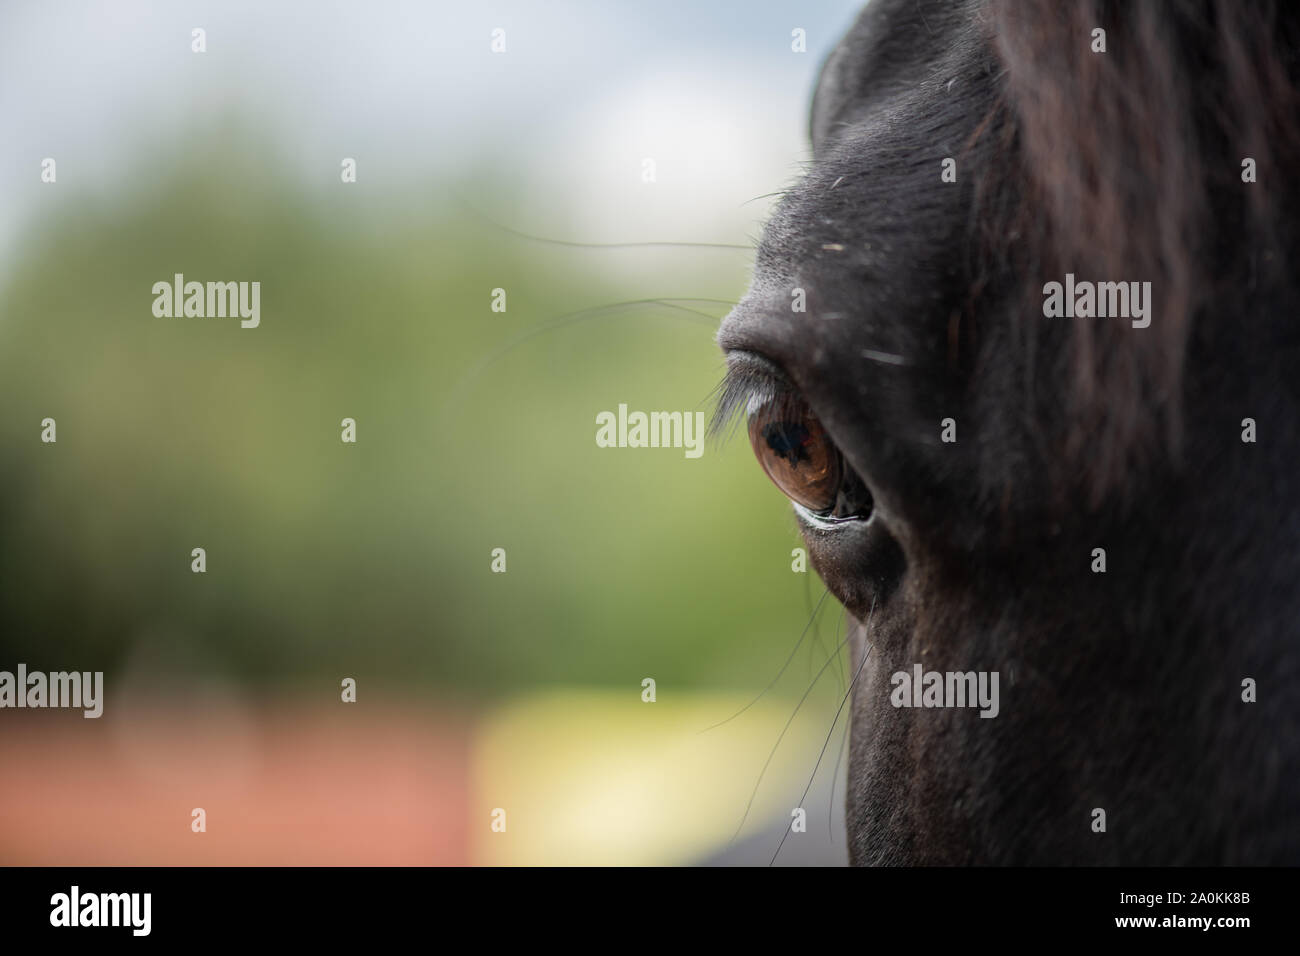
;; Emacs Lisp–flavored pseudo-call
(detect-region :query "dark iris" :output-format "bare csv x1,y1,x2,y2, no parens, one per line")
762,421,814,466
747,397,841,513
746,393,872,520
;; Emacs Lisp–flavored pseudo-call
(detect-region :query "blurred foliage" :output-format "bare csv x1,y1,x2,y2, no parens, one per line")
0,126,839,698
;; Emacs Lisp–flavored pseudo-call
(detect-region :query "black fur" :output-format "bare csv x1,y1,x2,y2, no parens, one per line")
718,0,1300,864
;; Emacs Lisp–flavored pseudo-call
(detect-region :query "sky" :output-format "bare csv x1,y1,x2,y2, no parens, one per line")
0,0,865,268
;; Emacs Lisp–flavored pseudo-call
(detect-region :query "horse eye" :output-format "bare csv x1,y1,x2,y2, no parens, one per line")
747,395,842,513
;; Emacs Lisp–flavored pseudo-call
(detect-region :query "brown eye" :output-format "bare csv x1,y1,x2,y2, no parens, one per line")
747,396,842,513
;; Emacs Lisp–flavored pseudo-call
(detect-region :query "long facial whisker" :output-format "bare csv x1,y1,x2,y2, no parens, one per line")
438,298,730,425
808,589,845,697
827,714,850,842
740,190,789,207
829,598,846,695
454,196,754,251
827,611,850,839
730,621,850,846
805,573,822,685
770,593,876,866
699,589,830,734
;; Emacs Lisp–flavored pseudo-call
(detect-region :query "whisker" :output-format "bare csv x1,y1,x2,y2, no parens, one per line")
809,593,845,698
806,573,822,685
740,190,789,207
438,298,729,424
806,579,843,697
770,593,876,866
829,596,845,696
730,621,850,845
827,714,850,842
801,571,814,683
699,589,830,734
454,196,754,251
826,609,851,841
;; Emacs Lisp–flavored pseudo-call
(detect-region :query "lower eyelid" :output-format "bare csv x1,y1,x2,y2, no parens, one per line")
792,501,869,530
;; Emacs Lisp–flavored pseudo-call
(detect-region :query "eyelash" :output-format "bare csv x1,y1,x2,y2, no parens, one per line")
710,354,873,522
707,356,801,444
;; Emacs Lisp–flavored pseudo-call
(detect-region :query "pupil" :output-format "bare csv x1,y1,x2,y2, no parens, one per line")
763,421,813,466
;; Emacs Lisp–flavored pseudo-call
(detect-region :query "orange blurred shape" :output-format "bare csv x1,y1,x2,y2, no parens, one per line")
0,702,472,865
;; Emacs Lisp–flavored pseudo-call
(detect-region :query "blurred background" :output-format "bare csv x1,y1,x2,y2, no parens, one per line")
0,0,865,865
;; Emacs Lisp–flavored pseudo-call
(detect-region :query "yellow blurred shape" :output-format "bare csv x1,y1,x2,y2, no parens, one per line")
471,688,834,866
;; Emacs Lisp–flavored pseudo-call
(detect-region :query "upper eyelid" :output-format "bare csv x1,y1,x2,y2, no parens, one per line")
723,349,792,386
